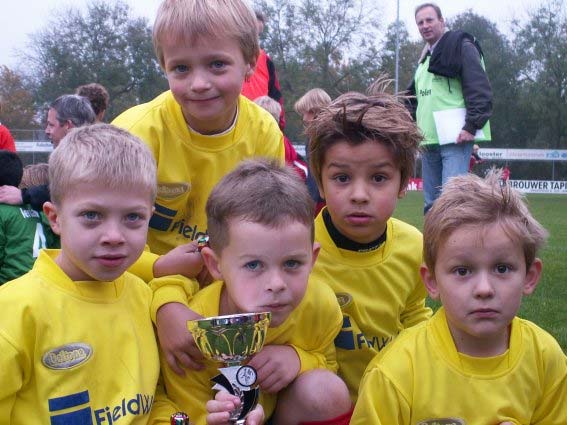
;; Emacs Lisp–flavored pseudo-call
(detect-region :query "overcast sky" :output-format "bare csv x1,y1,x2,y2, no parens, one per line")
0,0,547,70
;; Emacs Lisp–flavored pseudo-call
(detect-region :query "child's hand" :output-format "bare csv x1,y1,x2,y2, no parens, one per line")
156,303,205,375
153,241,204,278
248,345,300,394
0,185,23,205
205,392,264,425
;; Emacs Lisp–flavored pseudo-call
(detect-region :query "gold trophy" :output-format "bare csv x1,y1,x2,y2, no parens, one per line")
188,312,271,424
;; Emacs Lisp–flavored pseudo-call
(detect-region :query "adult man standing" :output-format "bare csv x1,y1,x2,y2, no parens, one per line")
0,95,95,209
407,3,492,213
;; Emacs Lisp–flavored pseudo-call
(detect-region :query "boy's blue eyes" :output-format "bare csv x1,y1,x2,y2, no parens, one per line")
284,260,300,268
245,261,261,271
173,61,226,73
244,260,302,270
83,211,99,220
126,213,142,222
81,212,142,222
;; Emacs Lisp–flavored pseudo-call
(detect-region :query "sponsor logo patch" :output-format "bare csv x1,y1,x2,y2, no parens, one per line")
157,182,190,199
42,343,92,370
336,292,352,308
417,419,465,425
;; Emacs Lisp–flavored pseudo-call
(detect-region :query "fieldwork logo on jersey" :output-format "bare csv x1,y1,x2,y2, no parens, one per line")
334,315,392,352
417,419,465,425
43,343,92,370
48,390,154,424
157,182,190,199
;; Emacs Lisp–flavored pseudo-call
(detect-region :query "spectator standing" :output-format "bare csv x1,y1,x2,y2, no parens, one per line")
241,10,286,128
407,3,492,213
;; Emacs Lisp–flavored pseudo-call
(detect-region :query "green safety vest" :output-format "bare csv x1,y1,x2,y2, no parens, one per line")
415,55,491,146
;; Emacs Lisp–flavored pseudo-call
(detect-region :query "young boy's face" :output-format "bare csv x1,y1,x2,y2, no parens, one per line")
162,35,255,135
317,139,405,243
421,223,542,356
202,219,319,327
44,182,153,282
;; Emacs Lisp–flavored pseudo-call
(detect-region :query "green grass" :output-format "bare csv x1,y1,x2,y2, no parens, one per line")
393,191,567,352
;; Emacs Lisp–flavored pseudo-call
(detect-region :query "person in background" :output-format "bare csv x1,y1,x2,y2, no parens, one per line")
0,100,16,152
294,88,332,215
241,10,285,128
255,95,308,181
19,163,49,190
0,94,96,211
76,83,110,122
45,94,96,148
407,2,492,214
352,171,566,424
468,143,483,172
0,152,58,284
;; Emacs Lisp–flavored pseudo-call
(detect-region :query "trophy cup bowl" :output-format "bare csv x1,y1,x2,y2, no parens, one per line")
188,312,271,424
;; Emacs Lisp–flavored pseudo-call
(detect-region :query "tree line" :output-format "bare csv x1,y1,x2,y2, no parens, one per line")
1,0,565,177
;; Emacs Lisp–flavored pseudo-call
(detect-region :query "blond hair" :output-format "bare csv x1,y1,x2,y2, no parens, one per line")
306,89,421,190
153,0,259,68
254,96,281,122
49,124,157,205
206,159,314,252
294,88,332,116
20,163,49,189
424,170,548,271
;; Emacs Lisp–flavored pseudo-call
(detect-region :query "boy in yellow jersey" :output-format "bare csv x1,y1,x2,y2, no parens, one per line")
112,0,285,374
149,160,353,425
352,171,567,425
305,87,432,403
0,124,161,423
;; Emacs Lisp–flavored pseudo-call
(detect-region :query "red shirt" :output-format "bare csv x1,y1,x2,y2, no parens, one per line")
0,124,16,152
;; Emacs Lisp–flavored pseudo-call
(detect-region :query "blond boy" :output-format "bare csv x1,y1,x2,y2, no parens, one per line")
306,88,432,402
294,88,332,125
150,159,352,425
112,0,285,373
352,172,567,424
0,124,161,423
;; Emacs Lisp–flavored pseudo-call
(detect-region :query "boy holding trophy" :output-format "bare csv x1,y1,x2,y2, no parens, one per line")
149,160,353,425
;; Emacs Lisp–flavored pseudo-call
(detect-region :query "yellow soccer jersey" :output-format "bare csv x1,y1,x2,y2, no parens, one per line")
149,278,342,425
311,211,432,402
352,308,567,425
0,250,160,424
112,91,284,255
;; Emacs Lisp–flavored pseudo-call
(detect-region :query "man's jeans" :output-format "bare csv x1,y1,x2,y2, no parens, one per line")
422,141,474,214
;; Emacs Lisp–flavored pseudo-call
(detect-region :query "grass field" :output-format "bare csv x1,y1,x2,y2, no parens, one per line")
393,191,567,352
